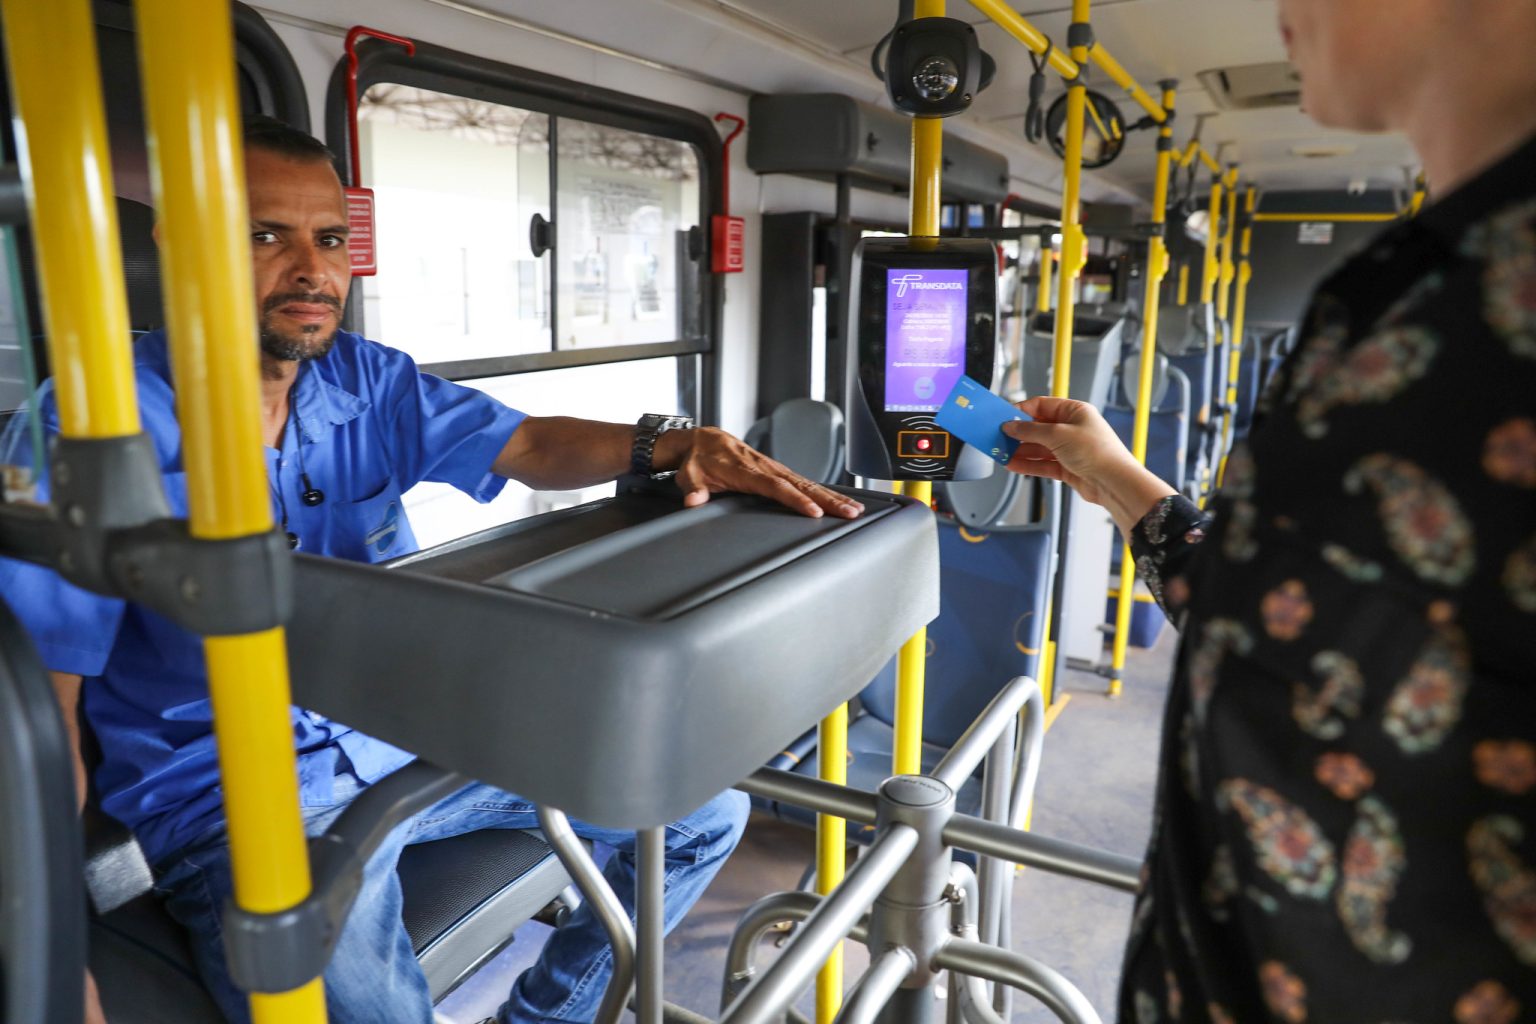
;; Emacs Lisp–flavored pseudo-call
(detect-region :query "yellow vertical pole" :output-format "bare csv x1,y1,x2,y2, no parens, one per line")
1199,177,1224,306
1036,247,1054,314
1177,263,1190,306
1108,83,1176,699
1037,0,1092,708
828,15,945,1024
1214,170,1242,483
134,3,326,1022
1,0,140,439
1216,186,1257,487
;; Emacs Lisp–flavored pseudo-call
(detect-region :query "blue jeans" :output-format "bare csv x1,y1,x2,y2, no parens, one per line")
155,770,749,1023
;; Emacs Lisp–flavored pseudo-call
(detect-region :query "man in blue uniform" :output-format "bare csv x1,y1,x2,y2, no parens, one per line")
0,117,863,1024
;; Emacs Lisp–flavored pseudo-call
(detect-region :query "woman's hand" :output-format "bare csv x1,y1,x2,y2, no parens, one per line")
1002,396,1177,534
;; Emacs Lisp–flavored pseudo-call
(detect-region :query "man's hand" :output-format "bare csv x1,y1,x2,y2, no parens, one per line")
1001,396,1175,534
658,427,864,519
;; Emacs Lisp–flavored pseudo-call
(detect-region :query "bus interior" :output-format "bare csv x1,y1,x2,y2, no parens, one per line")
0,1,1432,1023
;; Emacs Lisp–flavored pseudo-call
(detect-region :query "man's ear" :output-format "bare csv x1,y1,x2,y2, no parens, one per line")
150,221,162,249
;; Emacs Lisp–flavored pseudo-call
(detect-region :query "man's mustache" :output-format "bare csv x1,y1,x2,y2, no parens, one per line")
262,292,342,314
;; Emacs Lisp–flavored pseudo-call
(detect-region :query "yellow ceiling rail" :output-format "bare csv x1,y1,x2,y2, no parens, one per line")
1252,212,1400,224
1086,44,1167,124
965,0,1080,79
964,0,1167,124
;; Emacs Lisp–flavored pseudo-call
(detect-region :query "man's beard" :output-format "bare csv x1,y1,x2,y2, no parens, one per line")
259,291,343,362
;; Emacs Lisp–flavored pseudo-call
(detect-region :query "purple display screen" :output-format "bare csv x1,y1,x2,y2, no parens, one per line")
883,268,969,413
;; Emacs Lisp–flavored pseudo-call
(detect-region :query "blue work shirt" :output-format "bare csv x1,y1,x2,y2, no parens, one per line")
0,329,525,865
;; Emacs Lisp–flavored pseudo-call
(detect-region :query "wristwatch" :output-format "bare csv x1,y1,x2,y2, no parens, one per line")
631,413,694,479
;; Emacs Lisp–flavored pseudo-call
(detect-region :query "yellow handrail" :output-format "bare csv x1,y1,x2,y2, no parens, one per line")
1200,176,1224,306
964,0,1079,79
1,0,139,439
964,0,1167,124
1108,82,1177,699
135,2,325,1022
1215,186,1258,489
1251,212,1399,224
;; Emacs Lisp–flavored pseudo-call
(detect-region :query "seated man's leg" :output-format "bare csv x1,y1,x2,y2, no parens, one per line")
156,777,434,1024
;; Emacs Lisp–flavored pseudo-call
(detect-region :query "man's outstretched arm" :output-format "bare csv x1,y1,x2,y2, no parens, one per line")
491,415,863,519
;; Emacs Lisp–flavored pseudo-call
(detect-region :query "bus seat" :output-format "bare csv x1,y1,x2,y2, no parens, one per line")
1021,312,1126,408
744,398,845,483
65,198,577,1018
1232,331,1265,441
763,476,1057,831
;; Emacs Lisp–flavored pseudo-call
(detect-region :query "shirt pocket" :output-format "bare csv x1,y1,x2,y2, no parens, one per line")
335,478,411,563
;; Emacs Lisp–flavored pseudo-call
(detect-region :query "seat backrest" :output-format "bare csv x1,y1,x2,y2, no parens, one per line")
0,598,87,1024
858,522,1055,749
745,398,845,484
860,476,1058,749
1021,312,1125,408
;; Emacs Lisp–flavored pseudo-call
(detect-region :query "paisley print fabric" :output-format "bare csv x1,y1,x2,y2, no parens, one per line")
1218,780,1337,900
1467,817,1536,966
1118,132,1536,1023
1505,535,1536,614
1294,326,1438,439
1465,198,1536,359
1382,627,1470,755
1292,651,1364,741
1337,797,1410,963
1483,418,1536,488
1343,455,1476,587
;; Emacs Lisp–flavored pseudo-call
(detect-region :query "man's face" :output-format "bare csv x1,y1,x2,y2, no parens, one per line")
246,148,350,363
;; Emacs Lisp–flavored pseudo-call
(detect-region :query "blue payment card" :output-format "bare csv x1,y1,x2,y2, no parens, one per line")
934,375,1031,465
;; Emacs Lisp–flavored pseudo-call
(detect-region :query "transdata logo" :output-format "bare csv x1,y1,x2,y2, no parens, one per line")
892,272,963,298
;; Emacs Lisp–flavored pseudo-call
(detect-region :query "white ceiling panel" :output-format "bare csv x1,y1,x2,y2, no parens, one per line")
470,0,1418,205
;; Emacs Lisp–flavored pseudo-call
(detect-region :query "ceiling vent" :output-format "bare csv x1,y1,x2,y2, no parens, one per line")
1197,61,1302,110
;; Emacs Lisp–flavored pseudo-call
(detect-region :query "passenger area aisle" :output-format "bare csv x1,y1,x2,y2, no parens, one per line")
437,634,1175,1023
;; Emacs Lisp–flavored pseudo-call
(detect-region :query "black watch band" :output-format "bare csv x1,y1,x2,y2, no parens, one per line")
630,414,694,479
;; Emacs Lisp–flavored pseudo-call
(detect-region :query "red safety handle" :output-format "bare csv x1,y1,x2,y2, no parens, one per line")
345,27,416,187
713,113,745,213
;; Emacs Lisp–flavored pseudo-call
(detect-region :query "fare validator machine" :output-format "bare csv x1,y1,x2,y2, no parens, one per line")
845,236,999,481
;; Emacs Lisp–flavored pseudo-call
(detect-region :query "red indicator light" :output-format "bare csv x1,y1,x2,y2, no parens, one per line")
916,438,932,452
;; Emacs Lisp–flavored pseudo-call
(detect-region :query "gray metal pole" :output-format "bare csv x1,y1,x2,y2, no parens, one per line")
931,677,1038,790
722,891,865,1013
722,825,920,1024
942,815,1140,892
637,826,666,1024
737,769,881,825
934,940,1102,1024
536,807,636,1024
833,947,917,1024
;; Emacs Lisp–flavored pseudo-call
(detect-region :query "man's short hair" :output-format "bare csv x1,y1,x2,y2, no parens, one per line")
243,114,336,164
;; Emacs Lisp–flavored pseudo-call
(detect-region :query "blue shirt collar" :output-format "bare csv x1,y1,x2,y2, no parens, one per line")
137,328,370,444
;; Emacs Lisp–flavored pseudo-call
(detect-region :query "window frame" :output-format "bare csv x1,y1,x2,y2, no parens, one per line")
326,40,724,423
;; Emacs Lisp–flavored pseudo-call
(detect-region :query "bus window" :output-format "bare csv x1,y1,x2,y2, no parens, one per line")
554,118,700,351
357,84,551,363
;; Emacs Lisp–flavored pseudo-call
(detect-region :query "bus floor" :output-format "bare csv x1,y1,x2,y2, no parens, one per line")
436,628,1175,1023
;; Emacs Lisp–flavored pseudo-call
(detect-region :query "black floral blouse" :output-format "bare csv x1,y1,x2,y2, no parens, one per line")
1119,132,1536,1024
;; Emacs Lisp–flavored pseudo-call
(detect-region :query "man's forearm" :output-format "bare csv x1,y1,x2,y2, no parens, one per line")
492,416,635,490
